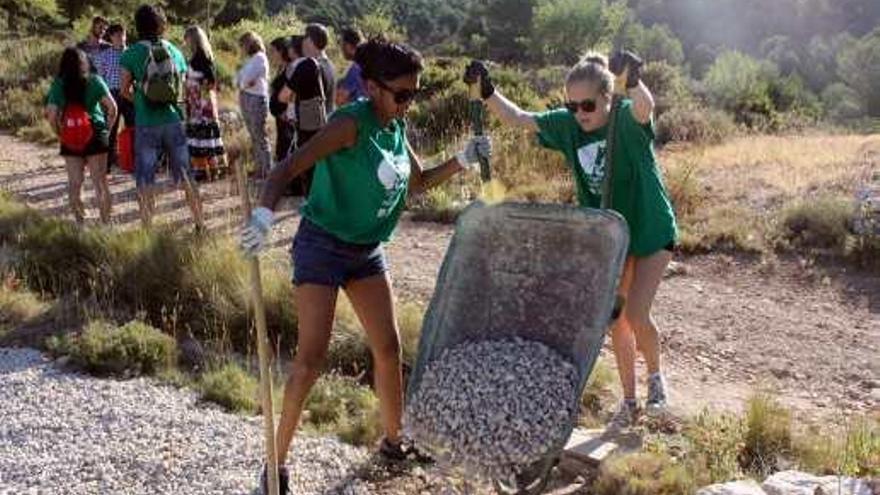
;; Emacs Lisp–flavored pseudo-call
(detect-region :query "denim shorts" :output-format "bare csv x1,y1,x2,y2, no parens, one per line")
291,218,388,287
135,122,193,188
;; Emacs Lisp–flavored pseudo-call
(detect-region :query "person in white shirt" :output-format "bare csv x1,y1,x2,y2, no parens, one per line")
237,31,272,177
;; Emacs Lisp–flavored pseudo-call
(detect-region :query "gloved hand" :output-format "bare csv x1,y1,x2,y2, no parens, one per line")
609,50,644,90
463,60,496,100
455,135,492,170
240,206,274,257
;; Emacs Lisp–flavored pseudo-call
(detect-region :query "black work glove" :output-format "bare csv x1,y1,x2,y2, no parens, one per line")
609,50,643,89
463,60,496,100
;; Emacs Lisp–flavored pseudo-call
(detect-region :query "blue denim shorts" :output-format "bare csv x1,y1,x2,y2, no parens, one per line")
291,218,388,287
135,122,193,188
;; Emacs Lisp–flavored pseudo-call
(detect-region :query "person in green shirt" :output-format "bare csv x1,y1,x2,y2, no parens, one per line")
119,4,204,230
240,38,491,493
465,51,677,429
44,47,117,225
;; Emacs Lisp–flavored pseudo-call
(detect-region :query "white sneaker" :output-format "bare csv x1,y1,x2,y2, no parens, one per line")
645,373,668,416
608,399,640,431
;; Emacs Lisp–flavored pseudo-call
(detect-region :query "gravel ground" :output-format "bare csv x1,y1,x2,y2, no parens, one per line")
0,348,369,495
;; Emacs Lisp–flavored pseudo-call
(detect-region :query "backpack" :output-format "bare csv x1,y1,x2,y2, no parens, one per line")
141,41,181,105
60,104,94,153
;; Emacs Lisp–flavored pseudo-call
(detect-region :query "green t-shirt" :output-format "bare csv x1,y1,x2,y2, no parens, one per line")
45,75,112,140
301,99,412,244
535,99,677,257
119,40,187,127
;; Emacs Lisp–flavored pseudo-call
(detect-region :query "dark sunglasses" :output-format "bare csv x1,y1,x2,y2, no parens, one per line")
565,99,598,114
375,79,418,105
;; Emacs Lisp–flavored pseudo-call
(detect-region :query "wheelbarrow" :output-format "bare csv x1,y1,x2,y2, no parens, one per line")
406,201,629,494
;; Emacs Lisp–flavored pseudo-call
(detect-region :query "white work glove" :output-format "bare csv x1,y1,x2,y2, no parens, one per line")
240,207,274,257
455,136,492,171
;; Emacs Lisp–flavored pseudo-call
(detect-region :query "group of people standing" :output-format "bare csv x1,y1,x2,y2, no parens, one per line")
45,6,366,229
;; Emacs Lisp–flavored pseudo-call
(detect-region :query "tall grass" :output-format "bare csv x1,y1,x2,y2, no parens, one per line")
0,195,296,353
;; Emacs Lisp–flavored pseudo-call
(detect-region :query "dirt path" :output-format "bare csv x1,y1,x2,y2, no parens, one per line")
1,132,877,425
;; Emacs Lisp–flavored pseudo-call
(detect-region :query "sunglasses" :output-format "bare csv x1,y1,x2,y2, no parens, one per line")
564,99,599,114
375,79,418,105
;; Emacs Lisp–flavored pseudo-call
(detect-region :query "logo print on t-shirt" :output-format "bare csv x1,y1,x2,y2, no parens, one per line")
577,141,607,196
375,145,411,218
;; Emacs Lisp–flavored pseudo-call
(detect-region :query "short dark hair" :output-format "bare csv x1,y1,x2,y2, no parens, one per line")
134,4,167,40
304,23,329,51
355,38,423,83
340,27,362,47
107,23,125,37
289,35,304,58
92,16,108,26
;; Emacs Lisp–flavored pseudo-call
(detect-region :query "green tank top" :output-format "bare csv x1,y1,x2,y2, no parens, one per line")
300,99,411,244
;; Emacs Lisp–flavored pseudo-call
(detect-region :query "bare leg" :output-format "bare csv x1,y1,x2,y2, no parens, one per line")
275,284,338,465
137,186,155,228
64,157,86,224
179,175,204,229
626,250,672,376
345,273,403,443
611,258,637,400
86,154,112,223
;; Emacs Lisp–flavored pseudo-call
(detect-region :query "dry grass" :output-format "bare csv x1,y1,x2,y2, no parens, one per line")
662,134,877,202
662,134,879,254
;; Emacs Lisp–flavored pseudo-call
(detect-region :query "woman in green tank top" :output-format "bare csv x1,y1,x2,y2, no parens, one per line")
240,39,491,490
465,51,677,430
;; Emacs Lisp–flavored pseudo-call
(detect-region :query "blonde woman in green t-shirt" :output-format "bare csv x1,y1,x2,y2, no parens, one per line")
240,38,491,493
465,52,678,430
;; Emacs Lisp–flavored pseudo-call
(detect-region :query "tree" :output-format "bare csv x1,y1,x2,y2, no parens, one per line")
531,0,625,65
617,21,684,66
704,50,779,121
484,0,535,62
213,0,266,27
0,0,60,31
759,35,801,76
836,28,880,116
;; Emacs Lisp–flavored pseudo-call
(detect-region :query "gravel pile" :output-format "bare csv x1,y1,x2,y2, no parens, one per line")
0,348,368,495
404,339,578,480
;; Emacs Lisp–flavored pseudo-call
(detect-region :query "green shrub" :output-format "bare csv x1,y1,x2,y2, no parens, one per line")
739,394,793,477
593,452,698,495
410,187,465,224
580,358,615,427
796,418,880,477
656,105,737,145
305,374,381,446
67,320,178,377
781,196,854,251
0,79,50,132
200,362,259,413
683,410,745,484
0,283,48,331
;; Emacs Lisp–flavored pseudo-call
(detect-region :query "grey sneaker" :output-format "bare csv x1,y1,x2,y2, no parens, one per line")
608,399,640,431
645,373,668,415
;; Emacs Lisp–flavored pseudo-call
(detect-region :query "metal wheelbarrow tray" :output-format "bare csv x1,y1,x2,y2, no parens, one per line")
406,201,629,494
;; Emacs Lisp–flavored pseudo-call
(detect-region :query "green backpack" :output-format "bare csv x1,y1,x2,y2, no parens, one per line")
141,41,181,105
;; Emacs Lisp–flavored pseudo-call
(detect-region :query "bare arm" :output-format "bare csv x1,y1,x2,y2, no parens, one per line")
120,69,134,101
625,81,655,125
335,87,350,107
258,116,358,210
407,141,465,195
485,91,539,132
44,105,60,135
100,95,118,131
